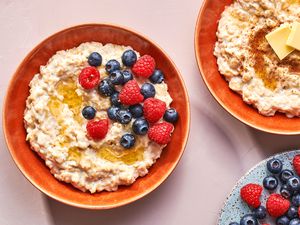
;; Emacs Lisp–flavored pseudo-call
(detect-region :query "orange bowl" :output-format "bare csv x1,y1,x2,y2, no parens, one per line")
195,0,300,135
3,24,190,209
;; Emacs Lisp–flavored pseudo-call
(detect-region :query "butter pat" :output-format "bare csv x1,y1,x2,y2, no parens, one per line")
265,25,295,60
287,22,300,51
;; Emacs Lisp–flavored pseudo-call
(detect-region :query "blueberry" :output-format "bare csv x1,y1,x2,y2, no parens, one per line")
280,170,294,184
107,106,120,121
292,194,300,206
228,223,239,225
281,184,293,199
240,214,258,225
150,69,164,84
105,59,120,74
122,70,133,83
276,216,290,225
140,83,155,99
132,118,149,135
121,50,137,67
116,109,132,124
98,79,115,96
253,205,266,219
287,176,300,192
163,108,179,123
287,206,299,219
81,106,96,120
290,218,300,225
110,92,121,107
120,133,135,149
267,158,283,174
109,70,124,85
263,175,278,190
88,52,102,67
129,104,143,118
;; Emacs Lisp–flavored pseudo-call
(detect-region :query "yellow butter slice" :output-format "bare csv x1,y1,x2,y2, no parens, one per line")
287,22,300,51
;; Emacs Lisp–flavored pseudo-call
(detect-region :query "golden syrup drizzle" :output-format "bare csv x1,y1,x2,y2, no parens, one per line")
67,147,82,162
287,0,300,4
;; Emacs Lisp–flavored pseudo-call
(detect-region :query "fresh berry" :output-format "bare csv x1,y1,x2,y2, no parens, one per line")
150,69,164,84
79,66,100,89
132,55,155,78
290,218,300,225
163,108,179,123
88,52,102,67
263,175,278,190
82,106,96,120
119,80,144,105
287,176,300,192
143,98,167,123
240,214,258,225
229,223,239,225
293,155,300,176
116,109,132,124
276,216,290,225
120,133,135,149
140,83,155,99
148,122,173,145
107,106,120,121
109,70,124,85
122,70,133,83
280,169,294,184
98,79,115,96
110,92,121,107
287,206,298,219
105,59,120,74
266,193,290,217
298,206,300,217
267,158,283,174
129,104,143,118
132,118,149,135
122,50,137,67
253,205,267,219
86,119,109,140
280,184,292,199
292,194,300,207
240,184,263,208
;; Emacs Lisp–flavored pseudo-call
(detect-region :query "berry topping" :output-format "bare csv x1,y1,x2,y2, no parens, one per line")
287,206,298,219
86,119,109,140
290,218,300,225
292,194,300,207
122,70,134,83
79,66,100,89
105,59,120,74
240,214,258,225
143,98,166,123
267,158,283,174
150,69,164,84
132,118,149,135
293,155,300,176
109,70,124,85
119,80,144,105
263,175,278,190
287,176,300,192
120,133,135,149
279,169,294,183
88,52,102,67
148,122,174,145
266,193,290,217
163,108,179,123
240,183,262,208
122,50,137,67
253,205,267,219
129,104,143,118
107,106,120,121
98,79,115,96
132,55,155,78
276,216,290,225
82,106,96,120
110,92,121,107
116,109,132,124
140,83,155,99
280,184,292,199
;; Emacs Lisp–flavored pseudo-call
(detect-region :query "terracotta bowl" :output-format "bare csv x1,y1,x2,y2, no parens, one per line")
195,0,300,135
3,24,190,209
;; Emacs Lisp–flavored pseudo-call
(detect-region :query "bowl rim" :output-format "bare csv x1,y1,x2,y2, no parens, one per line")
194,0,300,135
2,22,191,209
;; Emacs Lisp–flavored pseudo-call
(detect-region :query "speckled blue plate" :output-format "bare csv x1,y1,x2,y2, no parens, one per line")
218,150,300,225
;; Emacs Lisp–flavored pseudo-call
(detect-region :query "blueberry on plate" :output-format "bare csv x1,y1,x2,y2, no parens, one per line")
140,83,155,99
120,133,135,149
229,223,239,225
276,216,290,225
129,104,143,118
267,158,283,174
290,218,300,225
280,169,294,184
163,108,179,123
280,184,292,199
149,69,164,84
292,194,300,207
122,70,133,83
253,205,266,220
88,52,102,67
98,79,115,96
82,106,96,120
287,206,299,219
132,118,149,135
240,214,258,225
121,50,137,67
109,70,124,85
105,59,120,74
116,109,132,124
110,92,121,107
107,106,120,121
263,175,278,190
287,176,300,192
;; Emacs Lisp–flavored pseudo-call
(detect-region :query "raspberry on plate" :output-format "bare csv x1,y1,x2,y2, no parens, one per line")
119,80,144,105
132,55,155,78
266,193,290,217
240,183,262,208
293,155,300,176
78,66,100,89
86,119,109,140
148,122,174,145
143,98,166,123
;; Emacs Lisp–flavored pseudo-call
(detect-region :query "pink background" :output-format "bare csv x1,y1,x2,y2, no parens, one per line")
1,0,300,224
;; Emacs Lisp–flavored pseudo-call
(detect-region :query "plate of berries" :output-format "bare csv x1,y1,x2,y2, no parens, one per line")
219,151,300,225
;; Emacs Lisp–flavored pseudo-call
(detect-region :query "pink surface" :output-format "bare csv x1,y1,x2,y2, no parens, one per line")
1,0,300,224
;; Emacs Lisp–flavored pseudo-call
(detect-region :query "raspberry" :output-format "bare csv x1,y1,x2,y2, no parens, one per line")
79,66,100,89
119,80,144,105
240,183,262,208
298,206,300,217
86,119,109,140
132,55,155,78
293,155,300,176
148,122,174,145
143,98,166,123
266,193,290,217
